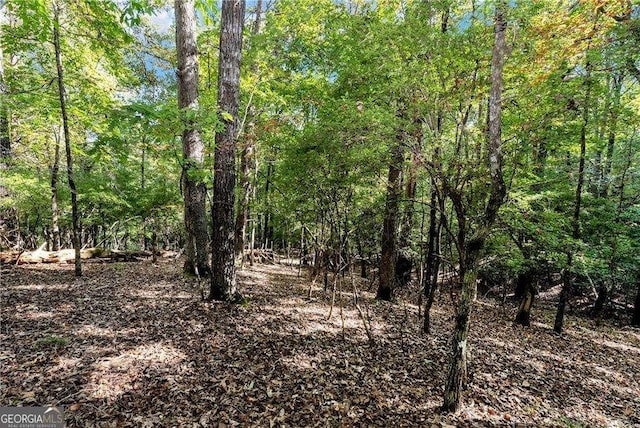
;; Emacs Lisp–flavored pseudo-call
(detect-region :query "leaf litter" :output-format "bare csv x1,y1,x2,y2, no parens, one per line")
1,260,638,427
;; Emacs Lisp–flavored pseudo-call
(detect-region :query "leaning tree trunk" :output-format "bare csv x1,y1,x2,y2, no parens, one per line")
554,61,591,334
377,136,404,301
210,0,245,302
53,5,81,276
442,1,507,413
175,0,210,277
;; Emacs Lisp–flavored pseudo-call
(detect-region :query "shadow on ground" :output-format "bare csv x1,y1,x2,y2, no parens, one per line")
1,260,638,427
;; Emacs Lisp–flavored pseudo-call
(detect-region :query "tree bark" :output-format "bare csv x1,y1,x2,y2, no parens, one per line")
442,266,476,410
261,161,273,249
234,0,262,264
175,0,210,277
50,128,62,251
395,120,422,287
423,180,443,334
53,5,81,277
442,1,507,413
554,62,591,334
514,270,534,326
0,7,10,172
601,72,622,197
377,133,404,301
210,0,245,302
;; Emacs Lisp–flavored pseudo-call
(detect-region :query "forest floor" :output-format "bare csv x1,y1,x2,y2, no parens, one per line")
1,259,639,427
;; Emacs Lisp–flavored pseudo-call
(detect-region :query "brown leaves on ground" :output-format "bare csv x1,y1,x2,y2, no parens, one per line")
1,260,639,427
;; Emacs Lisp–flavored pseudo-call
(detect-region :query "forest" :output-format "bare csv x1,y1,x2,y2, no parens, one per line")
1,0,639,426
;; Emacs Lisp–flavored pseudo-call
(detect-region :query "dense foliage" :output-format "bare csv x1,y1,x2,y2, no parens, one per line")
1,1,639,318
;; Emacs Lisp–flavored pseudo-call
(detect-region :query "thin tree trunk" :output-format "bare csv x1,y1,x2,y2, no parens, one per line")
141,138,146,190
234,0,262,264
423,179,443,334
53,5,81,276
175,0,210,277
442,1,507,412
0,112,8,168
50,128,62,251
554,62,591,334
602,73,623,197
0,6,10,173
210,0,245,302
261,162,273,249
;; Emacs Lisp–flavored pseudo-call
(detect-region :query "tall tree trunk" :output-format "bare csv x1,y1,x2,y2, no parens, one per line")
234,0,262,264
601,72,622,198
395,120,423,287
141,138,146,190
0,4,13,239
175,0,210,277
554,62,591,334
210,0,245,302
0,6,9,172
377,131,404,301
50,128,62,251
53,5,81,276
423,178,443,334
442,1,507,412
261,161,273,249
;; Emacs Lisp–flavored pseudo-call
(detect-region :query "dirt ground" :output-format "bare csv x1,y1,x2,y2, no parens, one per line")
1,259,639,427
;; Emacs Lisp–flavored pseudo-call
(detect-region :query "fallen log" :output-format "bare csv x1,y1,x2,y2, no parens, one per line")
0,248,154,265
244,248,275,264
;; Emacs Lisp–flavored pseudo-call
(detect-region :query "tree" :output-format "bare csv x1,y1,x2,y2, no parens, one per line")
442,0,507,412
377,119,404,301
554,49,595,334
210,0,245,302
50,127,62,251
175,0,210,277
0,3,9,170
53,2,81,276
234,0,262,265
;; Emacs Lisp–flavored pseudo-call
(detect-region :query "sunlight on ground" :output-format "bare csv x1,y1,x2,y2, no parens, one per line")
256,296,374,340
584,375,637,398
3,262,638,427
14,302,73,320
47,357,82,376
11,284,71,291
597,339,640,354
279,352,319,370
85,343,187,400
74,324,138,338
571,326,640,352
564,403,629,428
129,288,192,300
